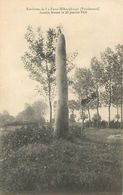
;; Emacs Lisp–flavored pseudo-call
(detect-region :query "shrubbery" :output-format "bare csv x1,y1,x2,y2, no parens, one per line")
0,125,53,158
109,120,120,129
0,124,82,158
84,120,121,129
100,120,108,128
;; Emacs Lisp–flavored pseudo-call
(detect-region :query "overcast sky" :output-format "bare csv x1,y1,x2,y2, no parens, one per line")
0,0,123,120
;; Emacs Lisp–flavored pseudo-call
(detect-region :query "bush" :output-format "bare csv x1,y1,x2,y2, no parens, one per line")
0,125,53,158
100,120,108,128
109,120,120,129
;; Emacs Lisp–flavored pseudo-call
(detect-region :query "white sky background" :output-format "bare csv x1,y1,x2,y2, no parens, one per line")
0,0,123,120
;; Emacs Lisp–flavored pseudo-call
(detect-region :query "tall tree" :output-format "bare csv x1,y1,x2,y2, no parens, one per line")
101,46,123,128
101,47,115,127
90,57,103,127
73,68,95,122
112,85,121,118
114,44,123,128
22,26,57,128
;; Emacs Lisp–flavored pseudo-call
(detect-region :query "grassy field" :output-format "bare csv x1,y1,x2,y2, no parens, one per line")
0,127,122,193
85,128,123,143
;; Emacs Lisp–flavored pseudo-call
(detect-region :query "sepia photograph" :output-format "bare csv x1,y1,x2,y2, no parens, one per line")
0,0,123,195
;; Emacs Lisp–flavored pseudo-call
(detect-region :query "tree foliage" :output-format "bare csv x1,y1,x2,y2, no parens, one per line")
16,100,47,123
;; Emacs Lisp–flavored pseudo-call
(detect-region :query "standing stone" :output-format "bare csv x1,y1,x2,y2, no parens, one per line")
54,33,69,138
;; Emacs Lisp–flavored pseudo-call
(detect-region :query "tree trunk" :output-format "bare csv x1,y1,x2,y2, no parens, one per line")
49,96,52,129
81,106,85,137
116,104,119,122
108,103,111,128
54,33,69,138
87,106,91,127
116,104,119,116
81,118,84,137
96,106,100,128
108,78,112,128
96,87,100,128
121,63,123,129
48,81,52,129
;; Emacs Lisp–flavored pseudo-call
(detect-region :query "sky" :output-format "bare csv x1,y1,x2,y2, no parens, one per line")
0,0,123,120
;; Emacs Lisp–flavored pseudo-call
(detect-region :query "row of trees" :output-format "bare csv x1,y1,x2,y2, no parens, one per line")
72,45,123,128
22,26,123,129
